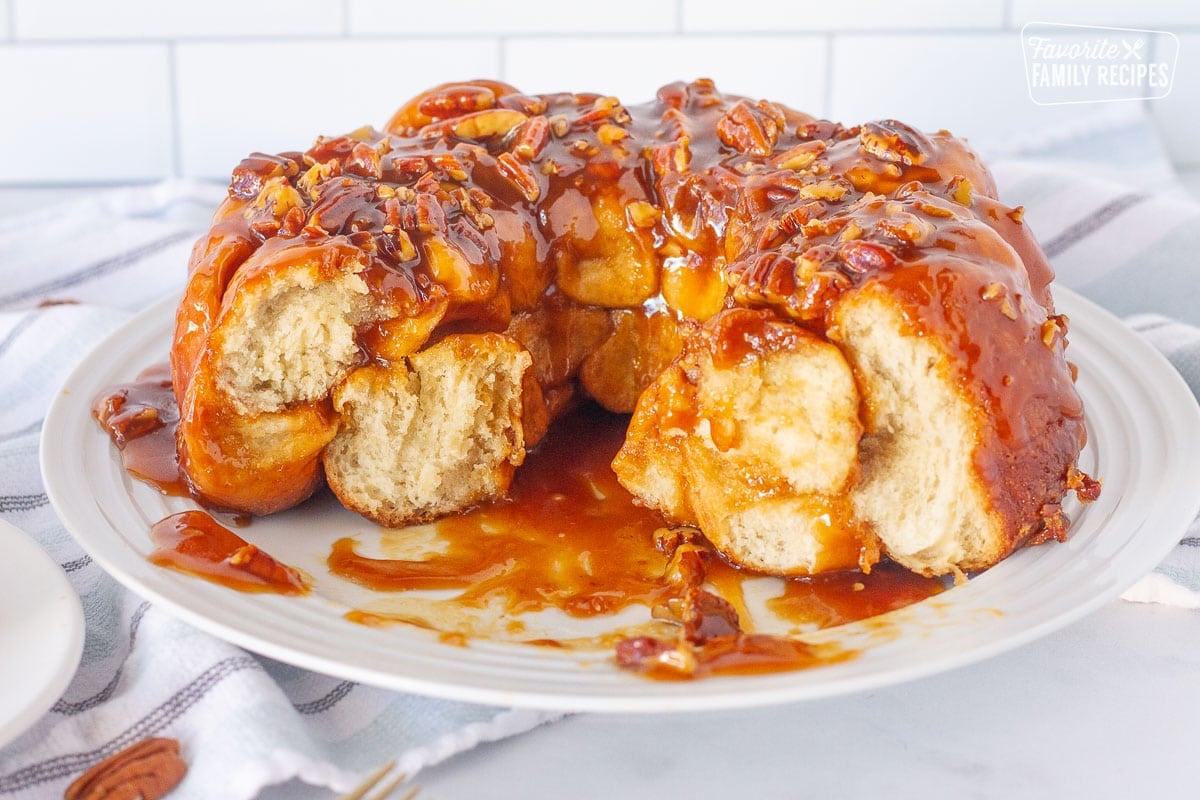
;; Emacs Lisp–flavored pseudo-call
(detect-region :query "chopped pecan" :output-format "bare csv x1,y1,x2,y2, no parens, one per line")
838,240,896,274
451,109,528,141
297,160,340,200
229,153,299,199
877,211,933,245
415,192,447,233
949,176,974,206
626,200,662,229
429,152,469,181
859,120,930,166
681,587,740,643
1067,467,1102,503
548,114,570,138
495,152,541,202
772,140,827,171
650,136,692,175
576,96,623,126
1041,314,1069,347
597,123,629,146
65,738,187,800
797,180,849,202
777,205,817,237
498,92,548,116
717,99,784,157
1028,503,1070,545
998,296,1018,320
510,115,550,161
344,142,381,180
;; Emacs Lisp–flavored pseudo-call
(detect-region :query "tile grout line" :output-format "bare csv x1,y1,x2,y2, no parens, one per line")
497,35,507,81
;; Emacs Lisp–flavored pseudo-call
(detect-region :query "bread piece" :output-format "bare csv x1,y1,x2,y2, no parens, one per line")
175,236,385,514
165,80,1091,579
324,333,531,526
829,267,1084,575
614,309,866,575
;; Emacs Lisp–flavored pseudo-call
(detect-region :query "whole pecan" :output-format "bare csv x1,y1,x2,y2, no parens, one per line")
65,737,187,800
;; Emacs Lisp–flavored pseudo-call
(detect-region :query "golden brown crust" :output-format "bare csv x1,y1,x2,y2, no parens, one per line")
170,78,1088,573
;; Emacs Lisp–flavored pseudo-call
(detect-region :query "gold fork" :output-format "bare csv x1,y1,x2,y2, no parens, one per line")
338,760,419,800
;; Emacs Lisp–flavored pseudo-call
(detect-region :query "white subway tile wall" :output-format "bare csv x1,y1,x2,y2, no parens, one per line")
348,0,677,35
503,36,827,112
683,0,1006,31
0,45,173,181
11,0,343,39
1009,0,1200,29
175,38,501,178
827,33,1088,153
0,0,1195,184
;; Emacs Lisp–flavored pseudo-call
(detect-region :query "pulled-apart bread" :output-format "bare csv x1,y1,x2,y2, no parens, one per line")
171,79,1091,578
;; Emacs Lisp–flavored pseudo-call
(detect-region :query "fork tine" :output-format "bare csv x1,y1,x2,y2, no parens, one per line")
339,760,401,800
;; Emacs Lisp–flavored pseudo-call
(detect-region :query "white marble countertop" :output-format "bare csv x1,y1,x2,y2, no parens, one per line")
5,183,1198,800
250,600,1198,800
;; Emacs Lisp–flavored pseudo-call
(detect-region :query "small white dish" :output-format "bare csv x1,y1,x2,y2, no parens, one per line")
40,288,1200,712
0,520,85,747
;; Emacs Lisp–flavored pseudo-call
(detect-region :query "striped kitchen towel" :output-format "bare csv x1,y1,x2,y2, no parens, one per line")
1,122,1199,797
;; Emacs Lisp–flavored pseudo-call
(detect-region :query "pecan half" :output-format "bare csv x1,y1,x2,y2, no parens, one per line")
717,99,785,157
510,115,550,161
417,84,497,119
495,152,541,202
451,109,528,141
65,738,187,800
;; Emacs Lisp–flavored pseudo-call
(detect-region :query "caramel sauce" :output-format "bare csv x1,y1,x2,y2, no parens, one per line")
329,406,674,618
709,308,810,370
95,376,944,678
767,562,947,630
149,510,309,595
331,404,942,678
626,634,857,682
92,363,188,497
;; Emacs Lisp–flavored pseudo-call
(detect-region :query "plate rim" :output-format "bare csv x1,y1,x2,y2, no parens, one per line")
39,286,1200,712
0,519,86,747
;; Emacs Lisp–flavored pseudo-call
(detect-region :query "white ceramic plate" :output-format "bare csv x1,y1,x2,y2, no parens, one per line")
0,520,85,747
40,288,1200,712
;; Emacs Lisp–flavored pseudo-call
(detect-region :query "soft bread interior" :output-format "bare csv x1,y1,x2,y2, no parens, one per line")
830,285,1004,574
215,267,375,415
324,333,531,527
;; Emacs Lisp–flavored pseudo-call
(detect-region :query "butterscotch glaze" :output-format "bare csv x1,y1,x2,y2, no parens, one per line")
161,78,1091,579
174,80,1057,393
